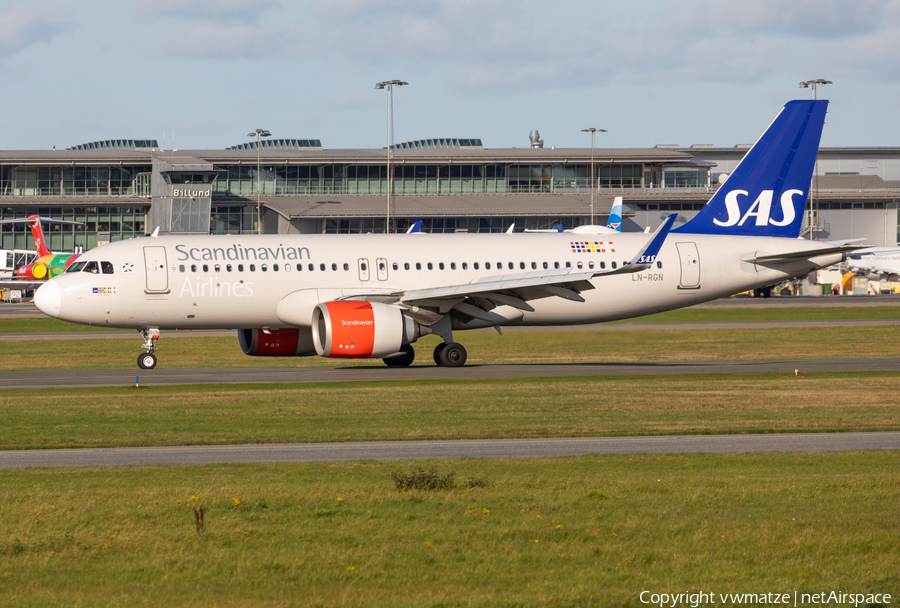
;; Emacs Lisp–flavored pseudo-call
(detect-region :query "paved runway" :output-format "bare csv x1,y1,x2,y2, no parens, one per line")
2,357,899,389
1,432,897,468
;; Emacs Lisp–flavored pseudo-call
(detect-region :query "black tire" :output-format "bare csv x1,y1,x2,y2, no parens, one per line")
137,353,157,370
384,344,415,367
439,342,467,367
433,343,447,366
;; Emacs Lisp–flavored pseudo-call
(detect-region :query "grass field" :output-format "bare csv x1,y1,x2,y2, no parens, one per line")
1,452,897,607
1,373,899,449
3,324,900,372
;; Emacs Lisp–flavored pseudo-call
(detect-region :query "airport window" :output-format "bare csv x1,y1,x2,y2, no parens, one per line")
101,261,114,274
226,264,232,272
462,262,468,270
320,264,326,271
238,264,244,272
439,262,444,270
427,262,433,270
250,264,256,272
345,263,350,271
474,262,479,270
214,264,221,272
66,262,85,273
416,262,421,270
178,264,185,273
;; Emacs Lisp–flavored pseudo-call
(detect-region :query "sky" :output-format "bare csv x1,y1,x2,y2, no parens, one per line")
2,0,900,151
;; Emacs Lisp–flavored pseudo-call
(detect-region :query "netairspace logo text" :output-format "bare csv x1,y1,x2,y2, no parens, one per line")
639,590,891,607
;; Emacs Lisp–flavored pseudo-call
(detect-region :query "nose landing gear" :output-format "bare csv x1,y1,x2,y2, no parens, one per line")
137,328,160,369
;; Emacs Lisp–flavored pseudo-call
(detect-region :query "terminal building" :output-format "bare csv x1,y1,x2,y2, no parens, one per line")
2,134,899,254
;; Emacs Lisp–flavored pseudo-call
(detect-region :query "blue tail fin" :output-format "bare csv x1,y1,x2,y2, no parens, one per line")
674,100,828,237
606,196,623,231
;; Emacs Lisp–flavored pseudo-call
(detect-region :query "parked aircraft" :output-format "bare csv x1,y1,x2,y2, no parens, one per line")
0,216,83,291
36,100,857,370
841,247,900,280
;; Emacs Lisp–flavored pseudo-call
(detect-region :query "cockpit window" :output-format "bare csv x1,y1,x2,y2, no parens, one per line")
66,262,86,273
101,261,114,274
83,261,99,274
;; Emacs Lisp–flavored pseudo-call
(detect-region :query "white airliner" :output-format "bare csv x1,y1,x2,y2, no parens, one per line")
35,100,857,369
841,247,900,280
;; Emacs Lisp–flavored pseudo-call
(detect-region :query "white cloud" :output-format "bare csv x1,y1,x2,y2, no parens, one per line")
0,3,71,56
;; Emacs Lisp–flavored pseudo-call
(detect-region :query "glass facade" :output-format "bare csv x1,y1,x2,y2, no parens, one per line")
210,163,649,197
0,165,152,196
0,206,147,251
210,205,259,235
325,216,585,234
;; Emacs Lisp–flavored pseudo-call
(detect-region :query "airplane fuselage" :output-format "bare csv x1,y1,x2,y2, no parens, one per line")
41,231,840,331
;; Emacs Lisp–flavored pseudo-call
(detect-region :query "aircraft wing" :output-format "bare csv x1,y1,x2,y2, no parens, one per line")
383,214,677,320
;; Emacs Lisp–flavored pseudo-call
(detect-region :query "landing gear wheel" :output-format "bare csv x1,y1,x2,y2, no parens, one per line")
433,343,448,366
137,353,157,370
439,342,467,368
384,344,415,367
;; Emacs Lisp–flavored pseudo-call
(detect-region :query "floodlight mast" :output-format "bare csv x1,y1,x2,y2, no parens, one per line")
581,127,607,225
247,128,271,235
375,80,408,233
798,79,831,240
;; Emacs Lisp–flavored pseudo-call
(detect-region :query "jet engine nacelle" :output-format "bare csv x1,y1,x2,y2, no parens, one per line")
311,301,419,358
238,327,316,357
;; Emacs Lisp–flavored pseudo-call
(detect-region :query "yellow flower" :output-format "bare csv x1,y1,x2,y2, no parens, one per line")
612,532,618,537
190,495,198,503
233,498,241,508
337,497,344,502
536,514,541,518
534,539,539,543
425,542,433,548
556,525,563,529
176,500,182,504
346,566,355,572
482,508,490,515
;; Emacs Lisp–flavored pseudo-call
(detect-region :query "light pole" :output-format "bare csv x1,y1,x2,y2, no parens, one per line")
375,80,408,233
581,127,607,225
798,80,831,240
247,128,271,235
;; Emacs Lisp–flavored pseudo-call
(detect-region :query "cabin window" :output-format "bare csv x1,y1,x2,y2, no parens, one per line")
450,262,456,270
531,262,537,270
577,261,583,269
250,264,256,272
284,264,290,272
275,264,280,271
611,261,617,269
554,262,559,269
308,264,314,271
588,261,594,270
543,262,548,269
101,261,114,274
214,264,220,272
226,264,232,272
656,261,663,269
404,262,410,270
178,264,185,273
320,264,326,271
600,262,606,269
202,264,209,272
297,264,303,271
439,262,444,270
508,262,514,270
474,262,479,270
392,262,398,271
462,262,468,270
238,264,244,272
427,262,433,270
261,264,268,272
332,263,337,271
485,262,491,270
519,262,525,269
345,263,351,271
565,261,571,268
416,262,421,270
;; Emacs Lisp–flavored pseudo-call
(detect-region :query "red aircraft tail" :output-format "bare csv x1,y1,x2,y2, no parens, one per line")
27,215,53,258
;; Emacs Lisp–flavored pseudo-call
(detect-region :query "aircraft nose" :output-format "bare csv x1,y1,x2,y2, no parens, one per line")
34,280,61,318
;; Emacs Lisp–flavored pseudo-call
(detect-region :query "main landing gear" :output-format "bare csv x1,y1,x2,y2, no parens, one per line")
137,328,160,370
383,344,415,367
433,342,467,367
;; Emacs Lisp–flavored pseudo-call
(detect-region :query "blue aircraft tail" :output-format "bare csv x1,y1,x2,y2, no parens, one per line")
606,196,623,231
674,100,828,238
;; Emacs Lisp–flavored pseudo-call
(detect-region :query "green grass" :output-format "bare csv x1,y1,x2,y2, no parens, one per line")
4,324,900,372
3,373,899,450
2,305,899,334
1,453,897,606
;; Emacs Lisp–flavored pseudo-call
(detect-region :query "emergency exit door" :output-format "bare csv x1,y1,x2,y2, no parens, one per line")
143,246,169,293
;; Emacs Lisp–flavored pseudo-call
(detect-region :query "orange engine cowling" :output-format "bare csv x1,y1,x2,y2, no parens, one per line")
238,327,316,356
311,301,419,358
